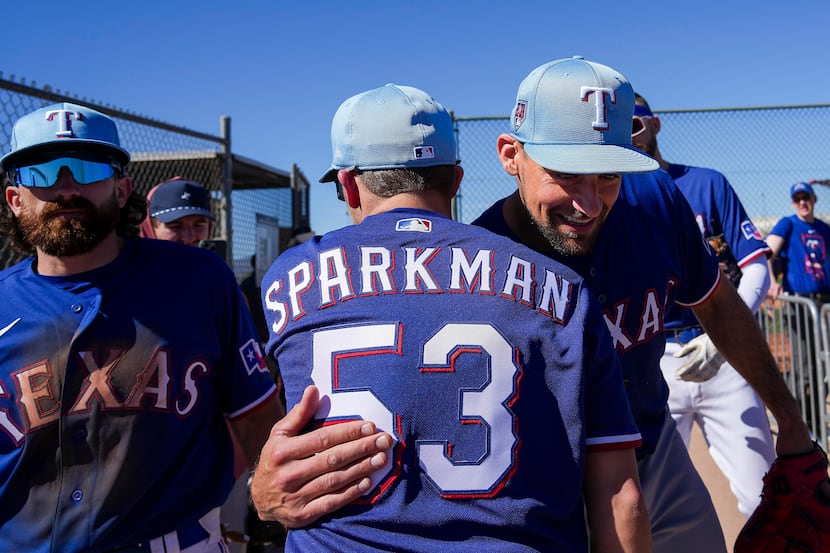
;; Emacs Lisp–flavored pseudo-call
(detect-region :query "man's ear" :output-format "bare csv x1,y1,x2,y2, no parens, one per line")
5,186,21,215
450,166,464,198
337,169,360,209
497,134,520,176
115,176,132,208
652,115,662,135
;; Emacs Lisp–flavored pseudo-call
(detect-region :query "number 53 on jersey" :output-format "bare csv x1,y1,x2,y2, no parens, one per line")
311,322,520,501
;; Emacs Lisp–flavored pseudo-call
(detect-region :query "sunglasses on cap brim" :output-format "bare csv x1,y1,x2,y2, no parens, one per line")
631,116,652,138
7,153,123,188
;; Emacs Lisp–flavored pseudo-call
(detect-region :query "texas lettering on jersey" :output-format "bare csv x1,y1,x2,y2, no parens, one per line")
599,281,675,353
0,347,218,446
263,245,577,334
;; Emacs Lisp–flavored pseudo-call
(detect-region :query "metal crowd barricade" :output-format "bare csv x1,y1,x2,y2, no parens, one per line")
757,294,827,445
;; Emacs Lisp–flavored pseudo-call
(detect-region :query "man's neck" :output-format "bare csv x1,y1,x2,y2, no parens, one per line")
798,213,816,224
362,191,452,221
35,234,124,277
652,147,669,171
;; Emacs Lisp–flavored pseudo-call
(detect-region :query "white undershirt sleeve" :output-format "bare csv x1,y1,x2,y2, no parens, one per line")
737,257,771,314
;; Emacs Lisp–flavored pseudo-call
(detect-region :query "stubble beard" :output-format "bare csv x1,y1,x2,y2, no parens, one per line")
522,201,605,257
16,193,121,257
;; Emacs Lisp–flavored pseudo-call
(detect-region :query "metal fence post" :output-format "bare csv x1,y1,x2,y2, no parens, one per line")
221,115,233,264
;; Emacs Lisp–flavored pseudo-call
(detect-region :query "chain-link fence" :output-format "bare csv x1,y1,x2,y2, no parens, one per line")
0,75,307,280
453,104,830,233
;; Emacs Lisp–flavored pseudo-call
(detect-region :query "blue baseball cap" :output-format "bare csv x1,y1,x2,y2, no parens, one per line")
510,57,658,174
0,102,130,172
790,182,815,198
149,178,214,223
319,84,459,183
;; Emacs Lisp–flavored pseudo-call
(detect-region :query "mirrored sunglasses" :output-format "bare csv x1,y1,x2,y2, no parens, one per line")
8,156,122,188
793,194,812,203
631,116,652,138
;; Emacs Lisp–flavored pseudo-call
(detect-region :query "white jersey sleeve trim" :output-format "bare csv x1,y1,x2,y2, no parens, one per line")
586,433,643,450
674,270,722,308
736,247,771,269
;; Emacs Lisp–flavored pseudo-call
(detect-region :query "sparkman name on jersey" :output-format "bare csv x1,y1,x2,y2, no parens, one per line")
264,240,578,334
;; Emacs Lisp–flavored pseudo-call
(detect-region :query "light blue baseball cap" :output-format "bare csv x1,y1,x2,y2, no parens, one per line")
319,84,459,183
511,57,658,174
0,102,130,172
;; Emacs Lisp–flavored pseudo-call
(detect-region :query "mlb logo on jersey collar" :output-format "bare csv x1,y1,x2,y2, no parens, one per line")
395,218,432,233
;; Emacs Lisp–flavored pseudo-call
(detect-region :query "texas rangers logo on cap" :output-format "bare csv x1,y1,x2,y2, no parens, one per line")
513,100,527,131
46,109,83,138
580,86,616,131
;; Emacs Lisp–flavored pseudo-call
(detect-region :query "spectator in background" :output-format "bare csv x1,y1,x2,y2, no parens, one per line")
766,181,830,434
767,182,830,300
631,92,775,518
139,177,215,246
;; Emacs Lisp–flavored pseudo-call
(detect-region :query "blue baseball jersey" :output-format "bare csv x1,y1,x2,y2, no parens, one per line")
263,208,640,553
474,170,721,455
0,238,276,553
663,163,770,330
769,214,830,294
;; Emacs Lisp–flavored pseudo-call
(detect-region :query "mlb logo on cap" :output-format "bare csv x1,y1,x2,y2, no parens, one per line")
414,146,435,159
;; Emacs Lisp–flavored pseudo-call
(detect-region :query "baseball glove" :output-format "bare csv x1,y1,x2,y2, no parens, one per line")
734,443,830,553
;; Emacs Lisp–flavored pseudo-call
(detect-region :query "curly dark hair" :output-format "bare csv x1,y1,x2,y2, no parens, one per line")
0,187,147,256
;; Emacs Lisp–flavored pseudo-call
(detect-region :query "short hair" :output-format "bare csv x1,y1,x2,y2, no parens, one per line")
358,165,457,198
634,92,651,108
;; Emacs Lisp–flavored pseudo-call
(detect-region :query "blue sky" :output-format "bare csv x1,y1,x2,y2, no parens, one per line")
5,1,829,235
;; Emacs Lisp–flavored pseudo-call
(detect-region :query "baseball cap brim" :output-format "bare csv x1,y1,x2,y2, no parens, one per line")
151,206,214,224
522,143,659,174
0,139,130,172
320,165,354,183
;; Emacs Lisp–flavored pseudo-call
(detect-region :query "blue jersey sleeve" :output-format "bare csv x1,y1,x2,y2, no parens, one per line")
579,285,640,450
